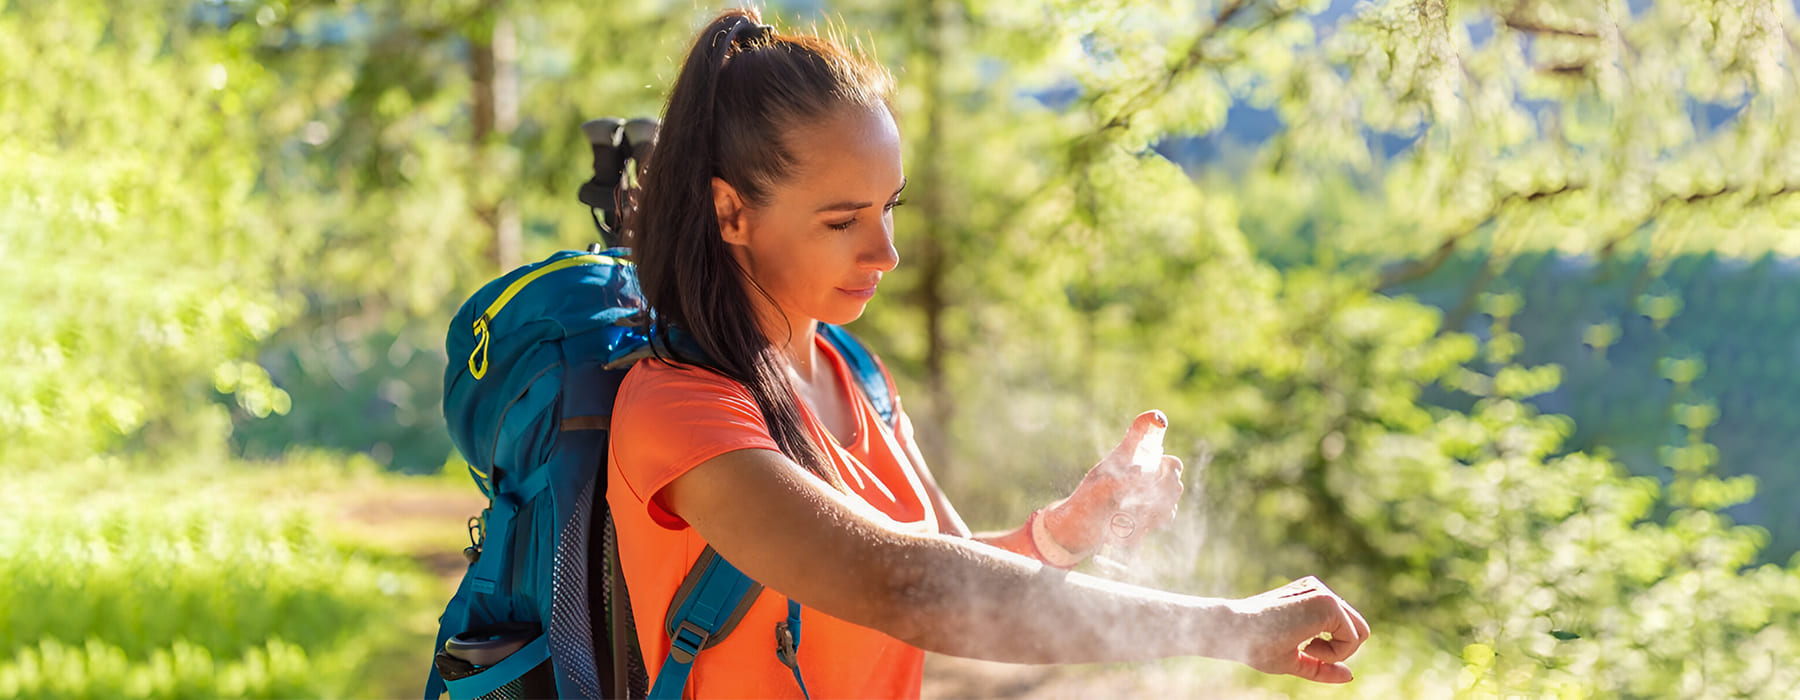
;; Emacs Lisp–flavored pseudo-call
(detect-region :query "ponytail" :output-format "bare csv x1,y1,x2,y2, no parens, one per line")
634,9,893,488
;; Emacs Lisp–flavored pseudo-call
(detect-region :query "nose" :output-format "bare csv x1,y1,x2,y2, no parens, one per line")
861,215,900,272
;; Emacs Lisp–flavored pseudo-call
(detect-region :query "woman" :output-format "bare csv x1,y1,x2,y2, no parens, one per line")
608,8,1370,698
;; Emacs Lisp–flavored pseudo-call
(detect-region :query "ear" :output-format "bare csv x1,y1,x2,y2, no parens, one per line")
712,177,751,246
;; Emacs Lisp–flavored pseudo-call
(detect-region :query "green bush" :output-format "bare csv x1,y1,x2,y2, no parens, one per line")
0,461,436,699
1165,276,1800,697
1393,251,1800,562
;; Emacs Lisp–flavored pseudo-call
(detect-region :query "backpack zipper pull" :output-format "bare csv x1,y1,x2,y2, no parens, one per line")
469,316,491,379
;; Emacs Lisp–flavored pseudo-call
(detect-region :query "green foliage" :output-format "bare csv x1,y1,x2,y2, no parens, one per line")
186,0,722,469
9,0,1800,696
3,638,315,700
0,1,295,469
1393,250,1800,562
0,458,437,699
1327,391,1800,696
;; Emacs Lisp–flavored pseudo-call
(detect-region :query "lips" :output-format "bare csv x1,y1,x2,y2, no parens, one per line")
837,283,879,300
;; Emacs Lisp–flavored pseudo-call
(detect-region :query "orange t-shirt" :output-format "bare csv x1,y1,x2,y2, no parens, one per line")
607,334,937,699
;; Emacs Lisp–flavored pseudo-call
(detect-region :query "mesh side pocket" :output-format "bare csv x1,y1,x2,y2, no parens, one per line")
602,508,649,698
472,659,554,700
551,477,604,698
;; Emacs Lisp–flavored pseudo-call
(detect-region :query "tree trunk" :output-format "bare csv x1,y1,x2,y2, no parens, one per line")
471,12,521,272
912,0,955,475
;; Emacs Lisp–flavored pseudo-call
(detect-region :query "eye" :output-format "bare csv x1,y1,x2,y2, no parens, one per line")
828,198,905,231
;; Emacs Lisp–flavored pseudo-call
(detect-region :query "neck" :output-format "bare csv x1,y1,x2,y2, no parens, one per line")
752,300,820,383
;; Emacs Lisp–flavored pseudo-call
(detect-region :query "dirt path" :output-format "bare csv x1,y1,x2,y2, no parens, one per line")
923,655,1256,699
924,656,1064,698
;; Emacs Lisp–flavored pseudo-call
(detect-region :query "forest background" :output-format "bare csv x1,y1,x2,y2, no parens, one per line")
6,0,1800,697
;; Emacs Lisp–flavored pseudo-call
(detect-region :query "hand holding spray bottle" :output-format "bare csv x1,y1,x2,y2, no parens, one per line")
1032,411,1190,577
1090,410,1173,577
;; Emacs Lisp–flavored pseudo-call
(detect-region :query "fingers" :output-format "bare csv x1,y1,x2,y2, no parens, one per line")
1345,599,1372,644
1153,455,1184,527
1288,606,1360,684
1303,577,1372,649
1304,591,1368,676
1238,577,1369,684
1316,592,1364,648
1109,410,1168,463
1302,635,1355,664
1289,651,1355,684
1114,455,1184,530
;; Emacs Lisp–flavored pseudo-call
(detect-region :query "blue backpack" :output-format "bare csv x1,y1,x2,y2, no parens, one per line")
426,246,896,700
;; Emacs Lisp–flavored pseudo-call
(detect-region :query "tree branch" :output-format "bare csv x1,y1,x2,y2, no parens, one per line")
1081,0,1287,146
1375,183,1581,291
1596,185,1738,259
1501,14,1598,39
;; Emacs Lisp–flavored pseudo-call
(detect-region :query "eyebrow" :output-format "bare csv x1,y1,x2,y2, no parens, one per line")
813,178,908,214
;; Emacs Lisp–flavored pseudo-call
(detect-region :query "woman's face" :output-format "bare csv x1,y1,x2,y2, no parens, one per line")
717,105,905,336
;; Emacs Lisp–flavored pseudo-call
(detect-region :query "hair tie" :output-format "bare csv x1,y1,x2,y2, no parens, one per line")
717,20,775,72
737,22,775,44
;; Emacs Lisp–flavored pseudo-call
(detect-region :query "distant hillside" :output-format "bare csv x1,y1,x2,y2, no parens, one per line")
1388,251,1800,563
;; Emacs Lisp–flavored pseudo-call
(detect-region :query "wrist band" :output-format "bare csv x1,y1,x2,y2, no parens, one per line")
1020,510,1050,563
1027,508,1083,569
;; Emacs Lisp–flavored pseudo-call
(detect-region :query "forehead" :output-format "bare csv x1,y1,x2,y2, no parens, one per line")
782,105,903,191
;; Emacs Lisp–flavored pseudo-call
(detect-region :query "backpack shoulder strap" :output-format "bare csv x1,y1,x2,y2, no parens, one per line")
649,547,763,699
817,323,897,429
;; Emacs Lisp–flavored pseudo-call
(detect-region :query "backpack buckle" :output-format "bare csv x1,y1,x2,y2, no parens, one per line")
669,620,710,664
463,514,485,563
774,620,799,671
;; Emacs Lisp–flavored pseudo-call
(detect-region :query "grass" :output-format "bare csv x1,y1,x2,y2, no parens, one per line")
1,452,483,699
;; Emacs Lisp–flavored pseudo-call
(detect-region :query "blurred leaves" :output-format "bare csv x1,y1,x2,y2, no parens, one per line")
0,1,294,468
7,0,1800,696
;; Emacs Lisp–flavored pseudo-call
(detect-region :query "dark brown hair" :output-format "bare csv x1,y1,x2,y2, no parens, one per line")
633,8,894,486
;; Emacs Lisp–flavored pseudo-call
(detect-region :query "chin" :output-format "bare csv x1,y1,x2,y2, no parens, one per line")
816,304,870,327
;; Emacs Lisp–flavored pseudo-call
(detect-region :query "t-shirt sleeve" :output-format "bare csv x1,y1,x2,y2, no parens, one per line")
610,361,780,529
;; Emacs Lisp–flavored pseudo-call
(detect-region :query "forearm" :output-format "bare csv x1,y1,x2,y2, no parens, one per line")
970,524,1033,557
873,531,1242,665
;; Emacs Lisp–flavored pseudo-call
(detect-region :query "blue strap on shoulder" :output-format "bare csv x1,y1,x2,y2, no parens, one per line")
649,553,761,700
649,561,815,700
818,323,894,427
442,634,550,700
776,599,810,700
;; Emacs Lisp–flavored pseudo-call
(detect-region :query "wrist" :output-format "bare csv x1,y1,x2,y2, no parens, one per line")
1026,508,1085,568
1040,499,1104,555
1187,597,1247,663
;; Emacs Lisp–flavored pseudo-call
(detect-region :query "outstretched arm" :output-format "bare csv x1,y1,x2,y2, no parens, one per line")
658,443,1370,681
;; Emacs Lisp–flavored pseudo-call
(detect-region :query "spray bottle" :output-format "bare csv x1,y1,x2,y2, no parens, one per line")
1092,432,1210,580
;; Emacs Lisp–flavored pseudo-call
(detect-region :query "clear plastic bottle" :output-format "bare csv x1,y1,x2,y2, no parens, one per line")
1090,420,1166,578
